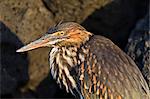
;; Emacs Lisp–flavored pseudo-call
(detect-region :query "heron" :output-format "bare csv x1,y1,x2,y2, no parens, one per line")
17,22,150,99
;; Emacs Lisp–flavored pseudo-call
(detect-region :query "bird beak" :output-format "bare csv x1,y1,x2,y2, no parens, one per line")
16,34,53,52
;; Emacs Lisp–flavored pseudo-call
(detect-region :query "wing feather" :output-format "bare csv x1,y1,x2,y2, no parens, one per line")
77,35,150,99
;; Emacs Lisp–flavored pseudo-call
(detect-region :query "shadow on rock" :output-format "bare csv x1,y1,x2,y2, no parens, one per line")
0,22,29,98
34,73,75,98
81,0,148,49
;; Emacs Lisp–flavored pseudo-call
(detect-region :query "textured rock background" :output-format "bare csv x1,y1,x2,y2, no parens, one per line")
0,22,29,97
125,14,150,88
81,0,148,49
0,0,148,98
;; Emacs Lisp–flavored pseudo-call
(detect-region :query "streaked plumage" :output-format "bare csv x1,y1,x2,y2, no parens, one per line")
17,22,150,99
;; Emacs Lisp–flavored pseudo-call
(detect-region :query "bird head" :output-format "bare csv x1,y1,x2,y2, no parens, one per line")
16,22,92,52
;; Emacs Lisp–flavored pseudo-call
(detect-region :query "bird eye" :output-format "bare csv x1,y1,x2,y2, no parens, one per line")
60,32,64,35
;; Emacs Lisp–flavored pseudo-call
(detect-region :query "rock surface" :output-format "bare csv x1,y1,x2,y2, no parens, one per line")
125,14,150,88
0,22,29,96
81,0,148,49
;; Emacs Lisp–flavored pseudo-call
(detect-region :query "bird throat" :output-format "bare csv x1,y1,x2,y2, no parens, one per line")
49,45,89,95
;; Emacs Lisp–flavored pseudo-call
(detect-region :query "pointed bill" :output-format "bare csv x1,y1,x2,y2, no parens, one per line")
16,36,51,52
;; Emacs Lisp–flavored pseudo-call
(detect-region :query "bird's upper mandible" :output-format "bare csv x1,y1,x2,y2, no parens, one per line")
16,22,150,99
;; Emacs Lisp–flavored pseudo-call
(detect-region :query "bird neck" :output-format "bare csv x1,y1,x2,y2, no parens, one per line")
49,45,89,95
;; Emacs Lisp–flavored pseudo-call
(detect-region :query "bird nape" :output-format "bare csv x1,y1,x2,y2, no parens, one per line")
16,22,150,99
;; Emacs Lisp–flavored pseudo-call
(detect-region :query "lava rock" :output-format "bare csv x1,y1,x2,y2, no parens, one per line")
0,22,29,96
82,0,148,49
35,74,74,98
125,14,150,88
35,74,57,98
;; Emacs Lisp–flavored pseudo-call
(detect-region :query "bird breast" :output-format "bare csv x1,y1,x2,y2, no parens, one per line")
49,47,80,93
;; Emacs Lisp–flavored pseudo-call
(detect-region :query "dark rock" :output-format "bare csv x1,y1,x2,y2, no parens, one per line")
0,22,29,95
35,74,57,98
125,14,150,88
35,74,74,98
82,0,148,49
